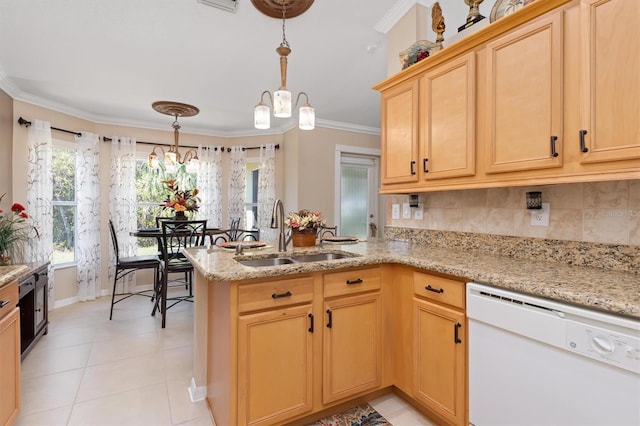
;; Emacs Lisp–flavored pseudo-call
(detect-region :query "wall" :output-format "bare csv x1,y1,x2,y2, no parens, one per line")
0,89,13,199
386,180,640,246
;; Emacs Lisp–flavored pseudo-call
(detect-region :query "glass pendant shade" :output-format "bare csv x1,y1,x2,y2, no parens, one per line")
148,152,159,169
273,90,292,117
298,105,315,130
186,157,199,173
254,104,271,129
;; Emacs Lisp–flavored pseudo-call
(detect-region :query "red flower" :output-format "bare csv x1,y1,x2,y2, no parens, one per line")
11,203,25,213
19,212,29,219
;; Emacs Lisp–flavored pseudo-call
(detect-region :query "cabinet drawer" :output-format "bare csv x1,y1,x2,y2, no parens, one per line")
0,280,18,321
413,271,465,309
324,267,381,298
238,276,314,313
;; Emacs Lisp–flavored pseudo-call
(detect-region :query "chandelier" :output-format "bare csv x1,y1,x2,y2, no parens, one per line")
252,0,315,131
148,101,200,173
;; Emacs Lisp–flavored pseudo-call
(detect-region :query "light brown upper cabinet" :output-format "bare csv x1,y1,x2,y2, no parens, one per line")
420,52,476,180
484,12,564,174
380,79,420,185
577,0,640,164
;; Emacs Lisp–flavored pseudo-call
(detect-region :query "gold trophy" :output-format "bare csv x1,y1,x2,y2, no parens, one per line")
458,0,485,32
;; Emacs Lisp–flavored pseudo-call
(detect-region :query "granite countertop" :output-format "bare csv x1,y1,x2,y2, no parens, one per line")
0,264,31,289
185,239,640,319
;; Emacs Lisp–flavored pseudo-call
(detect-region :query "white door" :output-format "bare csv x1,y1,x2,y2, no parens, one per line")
336,151,379,241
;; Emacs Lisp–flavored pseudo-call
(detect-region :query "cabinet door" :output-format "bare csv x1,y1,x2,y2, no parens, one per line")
420,52,476,180
484,12,564,173
237,304,313,426
578,0,640,163
414,298,465,426
381,79,420,185
323,293,382,404
0,307,20,426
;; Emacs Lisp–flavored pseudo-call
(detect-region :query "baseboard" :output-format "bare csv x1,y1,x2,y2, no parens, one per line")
53,295,79,309
189,377,207,402
53,284,156,310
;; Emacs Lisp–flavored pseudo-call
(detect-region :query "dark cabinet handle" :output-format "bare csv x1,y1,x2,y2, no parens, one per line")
454,322,462,344
271,291,292,299
550,136,559,157
579,129,589,153
346,278,363,285
423,158,429,173
0,300,9,308
326,309,332,328
425,285,444,294
410,161,416,175
35,308,42,313
308,313,314,333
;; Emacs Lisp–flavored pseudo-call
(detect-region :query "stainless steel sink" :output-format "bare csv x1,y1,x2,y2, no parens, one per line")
291,252,354,262
236,251,357,267
236,257,297,267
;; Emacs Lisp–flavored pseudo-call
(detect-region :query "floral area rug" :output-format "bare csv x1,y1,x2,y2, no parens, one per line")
308,403,391,426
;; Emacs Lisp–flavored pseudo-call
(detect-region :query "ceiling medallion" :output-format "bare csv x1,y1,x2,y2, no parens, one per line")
152,101,200,118
250,0,314,19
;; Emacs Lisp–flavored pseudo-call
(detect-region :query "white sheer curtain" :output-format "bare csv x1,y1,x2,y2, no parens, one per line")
25,120,55,299
76,132,101,301
197,146,223,228
227,146,246,228
109,137,138,293
258,144,277,244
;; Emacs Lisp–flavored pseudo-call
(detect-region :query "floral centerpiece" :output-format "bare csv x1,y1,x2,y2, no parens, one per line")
285,209,325,247
0,193,37,265
161,179,200,219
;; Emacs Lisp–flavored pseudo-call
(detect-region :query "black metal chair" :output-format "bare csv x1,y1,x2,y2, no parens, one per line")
153,219,207,328
108,219,160,320
317,225,338,239
212,228,260,245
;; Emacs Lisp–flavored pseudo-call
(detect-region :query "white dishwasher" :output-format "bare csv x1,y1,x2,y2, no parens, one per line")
467,282,640,426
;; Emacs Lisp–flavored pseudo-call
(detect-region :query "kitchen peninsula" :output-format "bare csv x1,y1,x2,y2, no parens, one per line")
184,237,639,426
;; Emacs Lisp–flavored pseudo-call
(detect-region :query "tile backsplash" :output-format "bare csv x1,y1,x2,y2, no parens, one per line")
386,180,639,246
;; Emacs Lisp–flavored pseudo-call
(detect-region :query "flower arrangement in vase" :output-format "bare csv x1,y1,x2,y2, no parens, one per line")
161,179,200,219
285,209,325,247
0,193,38,265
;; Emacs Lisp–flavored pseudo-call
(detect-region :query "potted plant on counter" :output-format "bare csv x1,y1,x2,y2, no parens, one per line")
0,193,38,265
285,209,325,247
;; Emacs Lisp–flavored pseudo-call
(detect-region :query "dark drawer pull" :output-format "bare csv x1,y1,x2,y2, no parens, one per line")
326,309,332,328
550,135,559,157
425,285,444,294
423,158,429,173
271,291,292,299
346,278,363,285
579,129,589,153
454,322,462,344
410,160,416,175
0,300,9,308
308,313,314,333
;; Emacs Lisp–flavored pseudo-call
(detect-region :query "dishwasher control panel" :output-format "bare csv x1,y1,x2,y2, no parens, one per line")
566,320,640,373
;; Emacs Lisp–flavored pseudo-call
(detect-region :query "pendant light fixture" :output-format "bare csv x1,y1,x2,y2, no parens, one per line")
148,101,200,173
252,0,315,131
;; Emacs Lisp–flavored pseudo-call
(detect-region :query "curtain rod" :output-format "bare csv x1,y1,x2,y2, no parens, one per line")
18,117,82,137
102,136,224,152
226,144,280,152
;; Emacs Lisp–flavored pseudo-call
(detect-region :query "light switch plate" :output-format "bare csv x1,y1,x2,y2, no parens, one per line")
531,202,550,227
402,203,411,219
392,204,400,220
414,203,424,220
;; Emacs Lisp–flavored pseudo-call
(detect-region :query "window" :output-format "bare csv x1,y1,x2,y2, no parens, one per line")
52,145,77,265
245,160,260,229
135,159,197,254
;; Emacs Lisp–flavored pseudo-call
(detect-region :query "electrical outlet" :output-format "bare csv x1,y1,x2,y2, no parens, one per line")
414,203,424,220
392,204,400,220
402,203,411,219
531,202,550,227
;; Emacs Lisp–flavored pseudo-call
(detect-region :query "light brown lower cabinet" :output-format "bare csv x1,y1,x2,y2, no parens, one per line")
0,280,20,426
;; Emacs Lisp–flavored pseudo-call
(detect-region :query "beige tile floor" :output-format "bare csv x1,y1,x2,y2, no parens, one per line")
15,290,434,426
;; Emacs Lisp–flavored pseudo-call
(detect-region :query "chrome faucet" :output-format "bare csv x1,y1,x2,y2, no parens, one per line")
270,199,291,252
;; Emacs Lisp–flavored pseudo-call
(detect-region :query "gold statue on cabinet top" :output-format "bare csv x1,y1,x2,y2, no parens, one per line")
432,2,445,46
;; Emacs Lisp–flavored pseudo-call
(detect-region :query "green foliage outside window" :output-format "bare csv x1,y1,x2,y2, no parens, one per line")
52,147,76,265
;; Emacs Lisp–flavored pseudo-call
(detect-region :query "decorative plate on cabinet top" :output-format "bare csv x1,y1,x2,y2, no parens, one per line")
490,0,537,23
321,236,359,244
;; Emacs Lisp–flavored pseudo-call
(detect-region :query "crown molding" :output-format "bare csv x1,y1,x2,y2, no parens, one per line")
374,0,433,34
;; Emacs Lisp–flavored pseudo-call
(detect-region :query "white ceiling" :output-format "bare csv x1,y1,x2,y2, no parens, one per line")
0,0,420,137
